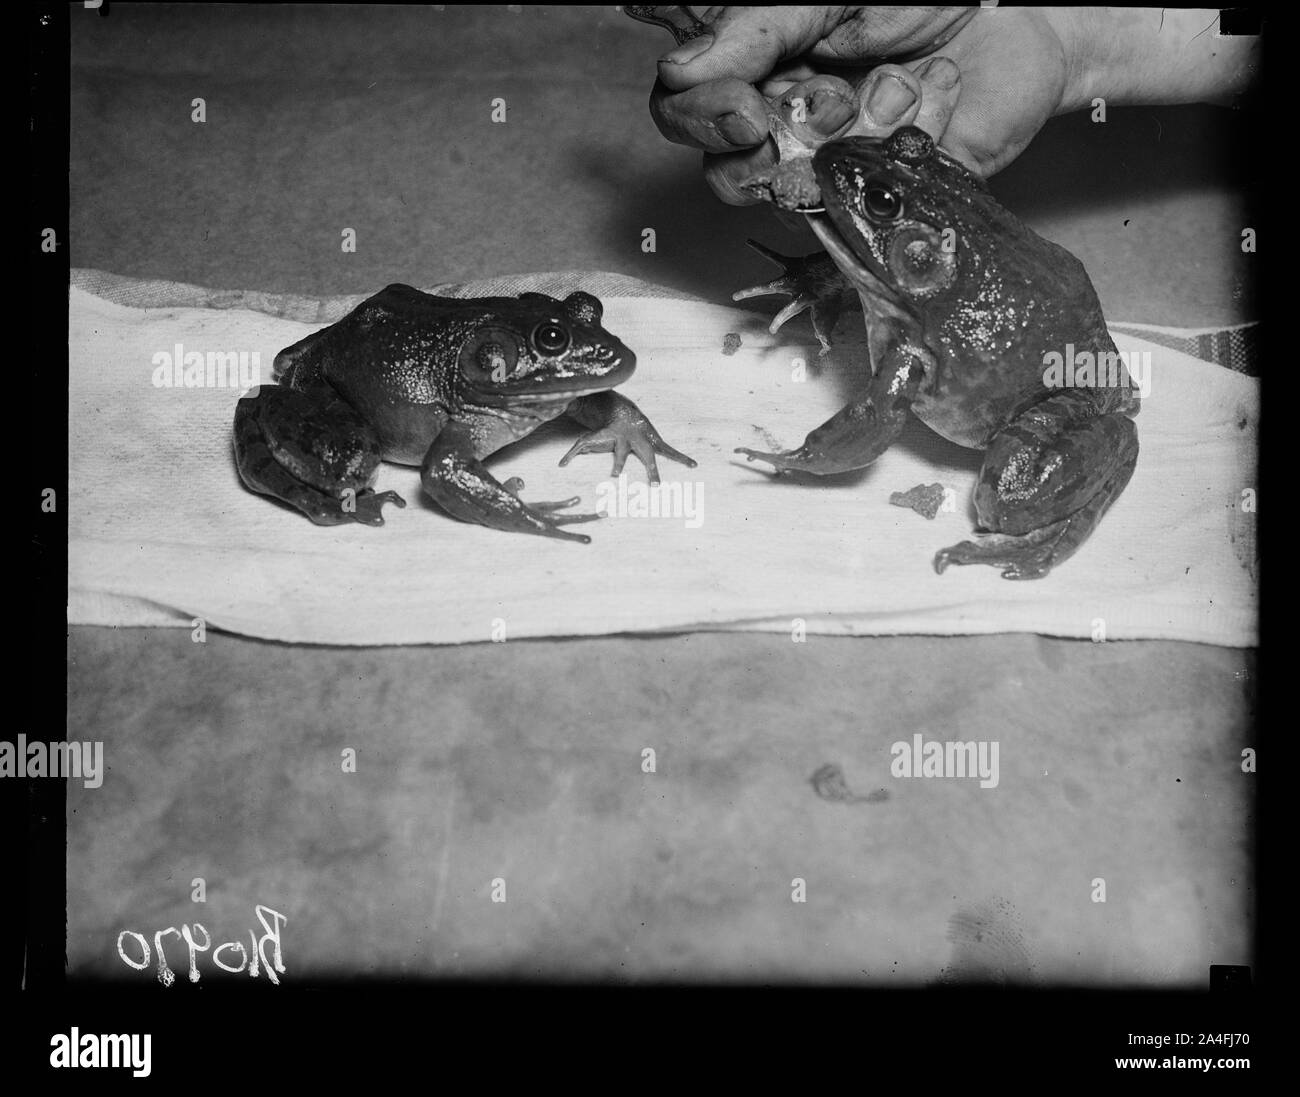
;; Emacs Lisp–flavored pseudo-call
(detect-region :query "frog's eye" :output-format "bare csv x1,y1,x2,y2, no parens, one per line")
532,321,571,356
863,179,903,221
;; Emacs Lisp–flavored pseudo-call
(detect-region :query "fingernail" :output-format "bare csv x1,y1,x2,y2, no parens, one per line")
806,90,855,135
659,35,713,65
715,111,760,145
915,56,960,91
865,75,916,124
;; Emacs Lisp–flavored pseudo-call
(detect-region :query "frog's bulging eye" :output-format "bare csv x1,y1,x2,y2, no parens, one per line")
862,180,903,222
532,322,571,356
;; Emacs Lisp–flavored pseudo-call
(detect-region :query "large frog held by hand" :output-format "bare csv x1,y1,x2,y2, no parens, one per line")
234,284,694,542
737,127,1140,580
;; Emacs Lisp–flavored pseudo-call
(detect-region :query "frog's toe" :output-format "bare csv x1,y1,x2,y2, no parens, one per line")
520,495,604,526
765,294,815,330
299,502,357,527
734,446,805,475
501,479,581,513
731,242,814,315
526,495,586,513
736,445,828,475
540,527,593,545
558,431,622,470
500,496,603,542
735,446,782,466
933,543,960,574
620,435,698,484
348,488,406,526
732,240,850,350
560,423,696,484
525,508,603,543
499,477,604,537
639,438,697,480
297,487,404,527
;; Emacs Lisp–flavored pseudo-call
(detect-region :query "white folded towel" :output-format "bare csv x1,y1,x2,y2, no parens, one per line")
68,272,1258,646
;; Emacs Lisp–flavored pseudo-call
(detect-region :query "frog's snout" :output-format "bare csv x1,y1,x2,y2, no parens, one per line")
602,343,636,383
541,338,635,397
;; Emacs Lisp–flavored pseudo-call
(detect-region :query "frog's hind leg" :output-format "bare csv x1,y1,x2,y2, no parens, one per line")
234,385,406,526
934,393,1139,580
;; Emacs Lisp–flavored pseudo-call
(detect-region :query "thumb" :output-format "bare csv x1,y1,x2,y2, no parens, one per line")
655,6,850,91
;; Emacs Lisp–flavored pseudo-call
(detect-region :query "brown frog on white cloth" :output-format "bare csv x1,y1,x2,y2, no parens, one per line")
629,6,1140,579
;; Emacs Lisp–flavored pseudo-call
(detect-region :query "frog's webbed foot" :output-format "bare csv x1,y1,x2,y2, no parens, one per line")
259,480,405,528
739,350,924,476
499,477,605,535
234,386,406,526
732,241,856,356
935,396,1140,580
421,426,602,543
343,488,407,526
934,521,1076,581
562,392,696,485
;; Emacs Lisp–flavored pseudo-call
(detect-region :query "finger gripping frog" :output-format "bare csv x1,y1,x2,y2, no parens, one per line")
735,127,1140,580
234,284,695,542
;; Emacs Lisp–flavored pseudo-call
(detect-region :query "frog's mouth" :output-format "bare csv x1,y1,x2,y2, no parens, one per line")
468,352,636,406
805,212,876,290
801,209,906,313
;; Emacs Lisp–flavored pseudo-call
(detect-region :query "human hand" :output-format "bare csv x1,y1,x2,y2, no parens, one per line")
643,6,1071,204
640,6,1258,205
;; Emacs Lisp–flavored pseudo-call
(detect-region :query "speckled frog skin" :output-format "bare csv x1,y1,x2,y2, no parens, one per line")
738,127,1140,579
234,284,694,541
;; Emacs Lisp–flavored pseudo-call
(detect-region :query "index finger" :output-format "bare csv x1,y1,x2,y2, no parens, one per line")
649,75,773,152
650,6,849,90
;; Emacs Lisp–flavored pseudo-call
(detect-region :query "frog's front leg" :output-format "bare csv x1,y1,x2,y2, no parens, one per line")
738,347,925,476
420,421,603,543
559,392,697,484
732,241,857,355
934,392,1139,580
234,385,406,525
